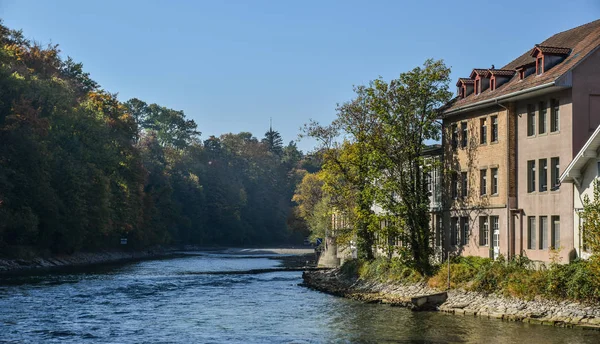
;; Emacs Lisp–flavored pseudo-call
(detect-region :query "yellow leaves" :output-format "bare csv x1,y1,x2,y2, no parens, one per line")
10,71,24,80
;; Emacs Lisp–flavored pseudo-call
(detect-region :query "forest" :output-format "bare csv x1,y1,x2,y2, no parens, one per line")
0,21,314,257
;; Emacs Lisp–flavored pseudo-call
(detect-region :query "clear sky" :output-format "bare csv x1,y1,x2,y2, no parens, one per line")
1,0,599,152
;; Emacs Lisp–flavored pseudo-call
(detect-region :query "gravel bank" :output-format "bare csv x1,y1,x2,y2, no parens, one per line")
302,268,600,330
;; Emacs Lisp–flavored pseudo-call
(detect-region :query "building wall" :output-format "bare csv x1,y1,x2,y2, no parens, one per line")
515,89,575,262
572,48,600,155
443,105,510,258
572,158,597,260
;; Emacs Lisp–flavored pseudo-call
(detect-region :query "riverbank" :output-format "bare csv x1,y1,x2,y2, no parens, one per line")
0,248,174,276
0,246,316,276
302,268,600,330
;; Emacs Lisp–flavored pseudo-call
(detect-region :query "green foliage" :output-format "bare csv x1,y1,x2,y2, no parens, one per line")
342,257,423,284
0,21,310,255
428,255,600,302
301,59,452,270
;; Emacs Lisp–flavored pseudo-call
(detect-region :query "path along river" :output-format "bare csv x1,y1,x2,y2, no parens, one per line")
1,252,600,343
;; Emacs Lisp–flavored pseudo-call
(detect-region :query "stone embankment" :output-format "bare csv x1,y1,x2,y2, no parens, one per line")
302,268,600,330
0,248,170,275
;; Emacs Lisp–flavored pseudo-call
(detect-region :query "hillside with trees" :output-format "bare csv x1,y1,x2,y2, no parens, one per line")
0,21,311,257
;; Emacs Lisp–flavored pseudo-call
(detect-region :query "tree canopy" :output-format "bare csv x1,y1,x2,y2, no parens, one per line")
0,21,310,256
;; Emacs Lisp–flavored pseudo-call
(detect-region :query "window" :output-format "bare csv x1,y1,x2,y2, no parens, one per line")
461,122,468,148
551,157,560,190
490,78,496,91
480,216,489,246
491,116,498,142
451,217,458,246
475,79,481,95
539,101,547,134
491,216,499,248
425,173,432,193
536,57,543,75
518,69,525,80
461,172,468,198
451,124,458,150
527,160,536,193
480,169,487,195
551,216,560,249
528,216,536,249
491,168,498,195
527,105,536,136
451,173,458,199
480,118,487,144
539,216,548,250
461,217,469,245
539,158,547,192
550,99,559,132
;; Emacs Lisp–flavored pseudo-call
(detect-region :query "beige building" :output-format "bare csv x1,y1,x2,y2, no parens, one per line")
441,19,600,263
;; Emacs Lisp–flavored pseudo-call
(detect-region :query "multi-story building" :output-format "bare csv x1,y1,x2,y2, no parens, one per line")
441,19,600,263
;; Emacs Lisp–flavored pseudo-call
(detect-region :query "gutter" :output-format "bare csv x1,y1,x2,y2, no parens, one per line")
443,81,557,116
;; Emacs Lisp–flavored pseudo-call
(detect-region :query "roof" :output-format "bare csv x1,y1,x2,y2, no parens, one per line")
456,78,475,87
469,69,489,78
486,69,517,77
443,19,600,116
560,124,600,184
421,144,442,157
531,45,572,56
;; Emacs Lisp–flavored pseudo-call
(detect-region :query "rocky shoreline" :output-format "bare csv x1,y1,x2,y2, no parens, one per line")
0,248,173,276
302,268,600,330
0,246,316,276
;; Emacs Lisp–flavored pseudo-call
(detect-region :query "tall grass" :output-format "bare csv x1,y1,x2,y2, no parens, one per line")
340,255,600,303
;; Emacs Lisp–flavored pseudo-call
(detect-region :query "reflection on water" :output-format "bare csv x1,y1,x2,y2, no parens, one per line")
1,253,599,343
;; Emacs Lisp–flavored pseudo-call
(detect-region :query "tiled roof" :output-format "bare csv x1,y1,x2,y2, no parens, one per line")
531,45,572,56
443,19,600,116
515,61,536,70
456,78,475,86
469,69,489,78
487,69,516,77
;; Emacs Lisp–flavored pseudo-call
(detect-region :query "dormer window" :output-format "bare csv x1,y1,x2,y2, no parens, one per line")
470,69,490,95
518,69,525,80
536,57,543,75
530,44,570,76
490,77,496,91
456,78,474,98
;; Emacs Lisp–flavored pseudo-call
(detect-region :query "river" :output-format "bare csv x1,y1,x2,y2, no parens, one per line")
1,252,599,343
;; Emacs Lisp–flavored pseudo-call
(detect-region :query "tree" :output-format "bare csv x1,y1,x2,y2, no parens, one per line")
262,126,284,156
370,59,452,273
582,180,600,257
303,84,381,259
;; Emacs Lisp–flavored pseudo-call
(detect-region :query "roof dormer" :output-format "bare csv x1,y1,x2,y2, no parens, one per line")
515,62,536,80
456,78,475,99
470,69,489,95
530,44,571,75
486,69,516,91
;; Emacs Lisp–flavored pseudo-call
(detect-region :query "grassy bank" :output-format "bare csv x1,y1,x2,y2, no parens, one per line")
340,255,600,303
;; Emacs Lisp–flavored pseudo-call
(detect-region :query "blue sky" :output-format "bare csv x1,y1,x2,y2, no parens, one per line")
1,0,599,152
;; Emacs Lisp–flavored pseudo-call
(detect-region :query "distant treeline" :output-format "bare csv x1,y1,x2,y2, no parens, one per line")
0,21,315,256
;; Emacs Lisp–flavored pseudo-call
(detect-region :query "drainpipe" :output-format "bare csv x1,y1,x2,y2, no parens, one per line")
495,99,513,259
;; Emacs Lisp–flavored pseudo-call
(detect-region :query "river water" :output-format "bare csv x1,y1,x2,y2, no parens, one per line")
1,253,599,343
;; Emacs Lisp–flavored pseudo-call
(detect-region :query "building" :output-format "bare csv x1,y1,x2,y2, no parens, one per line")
441,19,600,263
559,125,600,260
